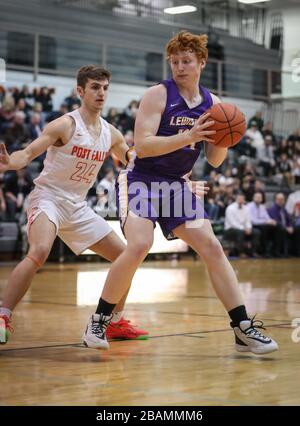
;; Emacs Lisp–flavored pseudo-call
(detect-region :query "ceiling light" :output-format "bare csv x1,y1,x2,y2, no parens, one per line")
238,0,271,4
164,5,197,14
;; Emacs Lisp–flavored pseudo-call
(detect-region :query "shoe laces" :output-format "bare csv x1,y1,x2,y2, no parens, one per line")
244,315,268,340
91,314,111,337
0,315,14,333
116,318,138,330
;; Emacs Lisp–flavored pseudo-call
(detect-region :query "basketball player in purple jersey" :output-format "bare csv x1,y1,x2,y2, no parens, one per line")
85,31,278,354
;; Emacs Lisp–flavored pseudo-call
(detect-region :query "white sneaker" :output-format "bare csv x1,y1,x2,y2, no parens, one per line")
231,316,279,355
82,313,113,349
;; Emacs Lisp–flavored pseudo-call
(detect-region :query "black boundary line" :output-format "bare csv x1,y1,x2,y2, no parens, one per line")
0,322,290,353
0,342,82,352
9,302,291,323
15,293,300,308
137,310,292,323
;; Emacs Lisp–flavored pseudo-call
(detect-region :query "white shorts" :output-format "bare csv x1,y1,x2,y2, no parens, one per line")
27,189,112,255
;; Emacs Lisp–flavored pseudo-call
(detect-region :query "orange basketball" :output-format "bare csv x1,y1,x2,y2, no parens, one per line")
206,103,246,148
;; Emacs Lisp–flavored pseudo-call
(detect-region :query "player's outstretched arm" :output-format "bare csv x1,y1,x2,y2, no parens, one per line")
109,125,132,165
134,85,216,158
0,116,73,172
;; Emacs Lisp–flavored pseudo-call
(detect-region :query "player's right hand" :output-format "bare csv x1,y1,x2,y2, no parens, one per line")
188,112,216,144
0,143,10,172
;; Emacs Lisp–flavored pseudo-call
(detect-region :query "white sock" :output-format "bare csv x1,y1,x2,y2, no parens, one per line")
111,311,123,323
0,307,12,318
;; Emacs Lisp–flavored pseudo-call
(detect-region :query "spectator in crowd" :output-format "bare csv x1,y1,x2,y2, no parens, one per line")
118,99,139,132
268,193,294,256
34,87,54,112
0,96,15,134
294,140,300,157
247,111,264,132
276,152,292,187
291,158,300,184
25,113,46,166
286,190,300,256
28,113,43,141
15,98,30,122
286,190,300,217
29,102,47,127
18,85,34,107
1,168,33,221
287,128,300,144
46,103,69,123
262,121,276,143
253,179,266,203
64,88,81,111
275,138,290,158
218,167,234,186
221,182,237,211
241,175,255,202
105,107,120,129
235,135,256,159
245,121,264,150
257,135,276,177
4,111,30,153
247,192,277,256
241,161,256,181
205,184,221,222
224,193,260,257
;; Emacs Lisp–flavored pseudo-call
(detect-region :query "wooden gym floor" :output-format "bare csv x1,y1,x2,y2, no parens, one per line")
0,257,299,406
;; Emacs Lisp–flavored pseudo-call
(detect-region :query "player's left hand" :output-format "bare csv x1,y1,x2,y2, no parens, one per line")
183,172,209,198
125,147,135,164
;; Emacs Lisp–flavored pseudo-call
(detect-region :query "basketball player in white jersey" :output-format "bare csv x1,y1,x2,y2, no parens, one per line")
0,65,148,347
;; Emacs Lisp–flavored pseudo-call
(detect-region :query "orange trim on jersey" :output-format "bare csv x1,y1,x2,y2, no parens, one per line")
27,206,40,228
26,255,43,269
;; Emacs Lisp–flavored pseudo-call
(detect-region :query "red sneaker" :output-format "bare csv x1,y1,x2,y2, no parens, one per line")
0,315,13,344
106,318,149,340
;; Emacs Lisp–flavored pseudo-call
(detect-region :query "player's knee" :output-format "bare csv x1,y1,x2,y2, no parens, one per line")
29,244,51,266
200,236,224,260
128,238,153,260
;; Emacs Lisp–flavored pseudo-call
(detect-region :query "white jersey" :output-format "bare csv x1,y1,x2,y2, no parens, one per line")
34,110,112,203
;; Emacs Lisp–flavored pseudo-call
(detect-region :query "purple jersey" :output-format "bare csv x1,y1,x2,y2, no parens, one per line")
133,79,213,178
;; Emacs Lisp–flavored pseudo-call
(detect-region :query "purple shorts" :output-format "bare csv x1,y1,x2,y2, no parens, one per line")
116,170,208,240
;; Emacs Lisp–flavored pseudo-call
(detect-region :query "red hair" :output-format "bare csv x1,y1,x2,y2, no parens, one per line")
166,31,208,61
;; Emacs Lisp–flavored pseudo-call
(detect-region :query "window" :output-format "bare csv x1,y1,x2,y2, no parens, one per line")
107,46,163,82
39,36,102,73
0,31,34,67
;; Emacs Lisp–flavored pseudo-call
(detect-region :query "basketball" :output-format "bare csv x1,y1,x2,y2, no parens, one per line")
206,103,247,148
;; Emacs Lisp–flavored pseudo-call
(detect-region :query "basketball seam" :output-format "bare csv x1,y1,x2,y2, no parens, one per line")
213,119,246,132
214,130,245,146
216,104,237,147
218,104,235,147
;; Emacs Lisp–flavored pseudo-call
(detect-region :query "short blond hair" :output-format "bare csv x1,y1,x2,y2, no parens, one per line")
166,31,208,62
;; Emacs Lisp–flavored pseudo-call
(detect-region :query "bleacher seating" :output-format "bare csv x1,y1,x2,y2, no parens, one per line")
0,222,19,253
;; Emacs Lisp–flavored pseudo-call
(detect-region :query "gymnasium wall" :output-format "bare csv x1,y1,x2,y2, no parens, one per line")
0,0,281,77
